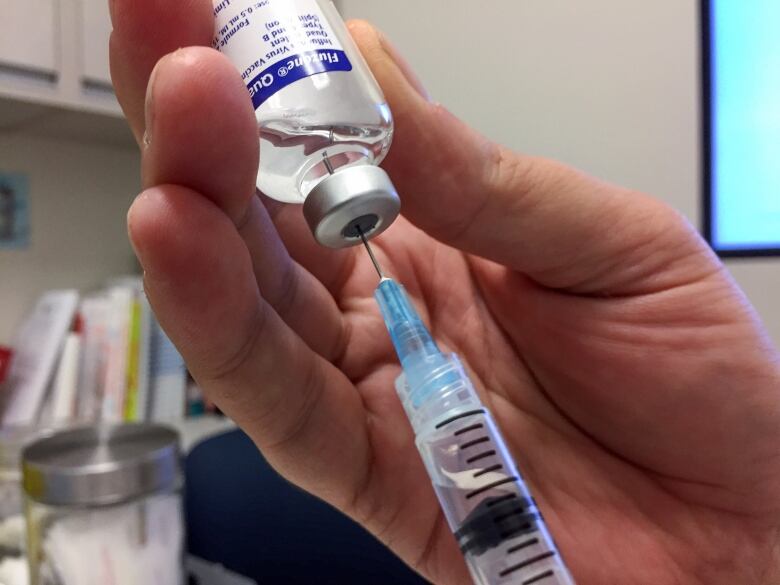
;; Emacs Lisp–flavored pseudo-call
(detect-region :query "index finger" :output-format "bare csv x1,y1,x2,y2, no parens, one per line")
110,0,214,144
110,0,363,290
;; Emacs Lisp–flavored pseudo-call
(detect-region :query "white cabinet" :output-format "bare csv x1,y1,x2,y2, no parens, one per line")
80,0,113,86
0,0,59,76
0,0,121,117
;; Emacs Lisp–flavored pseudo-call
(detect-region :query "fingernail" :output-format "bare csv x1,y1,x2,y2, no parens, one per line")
143,62,160,148
127,194,146,265
347,20,431,102
377,31,431,101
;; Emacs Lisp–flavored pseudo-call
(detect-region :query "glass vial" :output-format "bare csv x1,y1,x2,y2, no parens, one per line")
212,0,400,248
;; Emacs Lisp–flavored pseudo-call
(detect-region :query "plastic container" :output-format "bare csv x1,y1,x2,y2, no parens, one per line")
22,424,183,585
213,0,400,248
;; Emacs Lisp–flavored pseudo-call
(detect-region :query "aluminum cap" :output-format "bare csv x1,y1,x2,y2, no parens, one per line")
22,424,181,506
303,165,401,248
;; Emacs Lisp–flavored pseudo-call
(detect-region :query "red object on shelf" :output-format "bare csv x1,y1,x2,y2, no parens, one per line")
0,346,12,385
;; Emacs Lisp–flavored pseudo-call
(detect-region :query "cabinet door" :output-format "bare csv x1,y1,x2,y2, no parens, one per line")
80,0,112,86
0,0,58,76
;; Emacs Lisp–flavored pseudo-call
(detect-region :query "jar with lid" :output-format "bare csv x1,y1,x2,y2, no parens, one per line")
22,424,183,585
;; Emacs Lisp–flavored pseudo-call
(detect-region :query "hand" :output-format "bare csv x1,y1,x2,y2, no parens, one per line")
110,2,780,583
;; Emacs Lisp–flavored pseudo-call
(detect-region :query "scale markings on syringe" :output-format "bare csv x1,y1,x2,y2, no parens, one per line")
433,409,571,584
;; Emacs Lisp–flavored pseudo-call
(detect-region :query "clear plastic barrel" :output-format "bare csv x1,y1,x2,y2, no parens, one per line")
213,0,393,203
396,358,576,585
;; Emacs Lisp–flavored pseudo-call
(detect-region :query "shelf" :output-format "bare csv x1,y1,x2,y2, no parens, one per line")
0,95,135,149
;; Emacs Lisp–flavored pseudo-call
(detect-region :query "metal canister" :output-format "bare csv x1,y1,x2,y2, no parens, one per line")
22,424,183,585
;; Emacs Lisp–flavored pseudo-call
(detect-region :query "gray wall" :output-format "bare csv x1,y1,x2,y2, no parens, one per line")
0,134,140,342
1,1,777,345
341,0,779,344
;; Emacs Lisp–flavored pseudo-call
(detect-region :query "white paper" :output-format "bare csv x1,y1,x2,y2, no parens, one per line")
2,290,79,427
50,333,81,423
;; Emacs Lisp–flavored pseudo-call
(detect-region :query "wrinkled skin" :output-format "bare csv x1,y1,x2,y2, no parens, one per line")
110,2,780,582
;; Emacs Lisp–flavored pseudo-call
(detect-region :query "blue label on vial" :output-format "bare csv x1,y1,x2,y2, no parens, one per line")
246,49,352,109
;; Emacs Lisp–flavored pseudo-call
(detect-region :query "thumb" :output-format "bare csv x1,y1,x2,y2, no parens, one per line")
349,20,718,295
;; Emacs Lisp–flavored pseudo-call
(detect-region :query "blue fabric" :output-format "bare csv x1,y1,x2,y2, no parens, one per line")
185,429,430,584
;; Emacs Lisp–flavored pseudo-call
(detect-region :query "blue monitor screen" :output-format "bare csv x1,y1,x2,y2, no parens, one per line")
706,0,780,255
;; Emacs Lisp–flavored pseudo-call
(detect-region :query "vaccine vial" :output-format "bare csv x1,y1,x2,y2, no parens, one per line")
212,0,400,248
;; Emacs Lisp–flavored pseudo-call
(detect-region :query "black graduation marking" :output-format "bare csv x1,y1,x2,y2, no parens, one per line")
454,495,538,556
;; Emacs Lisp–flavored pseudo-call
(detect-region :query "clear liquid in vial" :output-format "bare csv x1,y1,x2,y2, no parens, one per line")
253,5,394,203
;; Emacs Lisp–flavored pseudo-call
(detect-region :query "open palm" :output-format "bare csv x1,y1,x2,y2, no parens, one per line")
111,3,780,583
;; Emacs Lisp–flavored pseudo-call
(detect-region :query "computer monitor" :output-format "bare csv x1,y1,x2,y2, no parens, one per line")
702,0,780,256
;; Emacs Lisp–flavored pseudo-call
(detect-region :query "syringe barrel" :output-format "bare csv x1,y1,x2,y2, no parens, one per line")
376,279,575,583
396,356,576,585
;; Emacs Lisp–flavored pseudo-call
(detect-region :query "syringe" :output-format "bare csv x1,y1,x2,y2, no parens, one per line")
359,233,576,585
